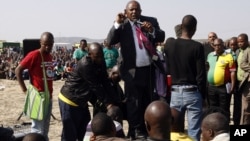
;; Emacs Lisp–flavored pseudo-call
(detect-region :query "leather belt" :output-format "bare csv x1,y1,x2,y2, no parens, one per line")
171,87,197,92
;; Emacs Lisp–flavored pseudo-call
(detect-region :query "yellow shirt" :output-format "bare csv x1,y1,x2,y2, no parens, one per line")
171,132,194,141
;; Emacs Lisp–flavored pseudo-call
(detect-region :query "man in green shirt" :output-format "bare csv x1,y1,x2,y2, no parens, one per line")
238,33,250,125
73,39,88,64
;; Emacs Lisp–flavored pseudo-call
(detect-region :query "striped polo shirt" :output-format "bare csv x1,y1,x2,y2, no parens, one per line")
207,51,236,86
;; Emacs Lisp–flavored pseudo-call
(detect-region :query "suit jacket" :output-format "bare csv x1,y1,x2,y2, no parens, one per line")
239,47,250,90
106,15,165,82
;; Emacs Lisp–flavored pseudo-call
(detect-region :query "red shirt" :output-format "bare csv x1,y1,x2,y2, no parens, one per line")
20,49,53,97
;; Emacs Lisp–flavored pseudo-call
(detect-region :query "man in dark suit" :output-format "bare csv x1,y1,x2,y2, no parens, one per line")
106,0,165,140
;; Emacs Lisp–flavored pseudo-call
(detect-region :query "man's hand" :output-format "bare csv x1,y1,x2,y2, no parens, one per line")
106,104,114,110
116,13,126,24
141,21,154,33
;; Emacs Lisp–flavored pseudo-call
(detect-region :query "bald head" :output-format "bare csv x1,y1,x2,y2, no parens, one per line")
144,100,171,139
202,112,229,133
40,32,54,41
91,112,116,136
126,0,140,9
88,42,102,54
145,100,171,123
22,133,46,141
40,32,54,53
207,32,218,45
174,24,182,38
88,42,104,65
208,32,217,39
181,15,197,34
125,0,141,21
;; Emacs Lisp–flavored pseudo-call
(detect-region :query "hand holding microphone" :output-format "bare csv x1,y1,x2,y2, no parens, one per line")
134,19,154,33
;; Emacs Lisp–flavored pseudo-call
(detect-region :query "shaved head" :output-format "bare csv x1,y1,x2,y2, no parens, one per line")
202,112,229,133
40,32,54,41
88,42,104,65
181,15,197,33
40,32,54,53
144,100,171,140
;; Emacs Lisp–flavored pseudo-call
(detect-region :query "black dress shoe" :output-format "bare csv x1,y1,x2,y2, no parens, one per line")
135,129,148,139
127,128,148,140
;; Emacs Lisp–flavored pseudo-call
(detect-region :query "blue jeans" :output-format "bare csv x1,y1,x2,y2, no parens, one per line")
170,85,203,141
31,99,52,141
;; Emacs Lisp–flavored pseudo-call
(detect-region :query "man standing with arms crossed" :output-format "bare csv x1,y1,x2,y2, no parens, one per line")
164,15,206,141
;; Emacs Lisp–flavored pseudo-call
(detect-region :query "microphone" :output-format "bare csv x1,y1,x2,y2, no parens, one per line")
134,19,143,25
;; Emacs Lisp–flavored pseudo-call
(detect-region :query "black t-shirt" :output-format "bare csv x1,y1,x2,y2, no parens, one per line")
164,38,206,98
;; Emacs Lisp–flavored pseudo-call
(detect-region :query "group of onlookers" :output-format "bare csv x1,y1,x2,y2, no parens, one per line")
3,0,250,141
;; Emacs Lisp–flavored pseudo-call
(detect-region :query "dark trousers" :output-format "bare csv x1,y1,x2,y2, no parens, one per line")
125,65,157,137
208,85,231,122
228,84,242,125
59,99,91,141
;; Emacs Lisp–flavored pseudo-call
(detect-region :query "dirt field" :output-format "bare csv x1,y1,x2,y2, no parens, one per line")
0,79,129,140
0,79,234,140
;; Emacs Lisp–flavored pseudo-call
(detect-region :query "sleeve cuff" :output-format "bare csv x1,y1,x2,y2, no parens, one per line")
114,21,120,29
149,27,155,38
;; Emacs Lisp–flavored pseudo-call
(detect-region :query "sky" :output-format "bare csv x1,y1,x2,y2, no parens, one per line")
1,0,250,42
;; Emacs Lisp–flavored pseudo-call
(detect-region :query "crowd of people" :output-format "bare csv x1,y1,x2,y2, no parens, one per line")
1,0,250,141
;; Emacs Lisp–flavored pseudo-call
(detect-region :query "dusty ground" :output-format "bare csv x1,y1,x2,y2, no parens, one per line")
0,79,234,141
0,79,128,141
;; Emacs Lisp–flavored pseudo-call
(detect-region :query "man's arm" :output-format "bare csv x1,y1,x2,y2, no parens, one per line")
196,44,207,99
153,19,165,43
240,48,250,72
73,50,79,64
142,16,165,43
106,13,125,46
15,65,27,93
229,54,236,94
106,25,120,47
230,71,236,94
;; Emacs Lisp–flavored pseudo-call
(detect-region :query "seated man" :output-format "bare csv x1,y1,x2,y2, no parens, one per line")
201,112,230,141
0,126,14,141
83,106,125,141
144,100,194,141
53,61,65,80
89,112,127,141
108,65,127,120
106,106,125,137
22,133,46,141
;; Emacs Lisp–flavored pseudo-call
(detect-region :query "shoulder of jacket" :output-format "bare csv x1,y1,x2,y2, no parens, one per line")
246,46,250,51
140,15,157,21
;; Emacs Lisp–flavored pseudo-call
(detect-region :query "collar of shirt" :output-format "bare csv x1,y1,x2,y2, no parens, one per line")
129,19,141,27
212,51,226,56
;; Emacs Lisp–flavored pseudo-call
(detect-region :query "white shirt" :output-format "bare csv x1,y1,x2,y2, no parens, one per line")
114,21,151,67
211,133,230,141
